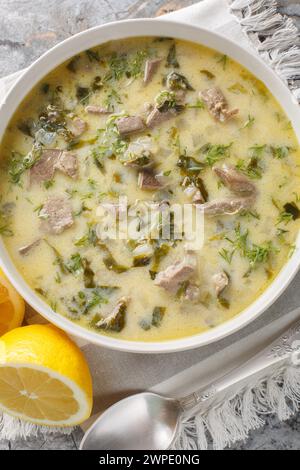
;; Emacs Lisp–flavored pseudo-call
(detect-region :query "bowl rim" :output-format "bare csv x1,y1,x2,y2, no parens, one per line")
0,17,300,353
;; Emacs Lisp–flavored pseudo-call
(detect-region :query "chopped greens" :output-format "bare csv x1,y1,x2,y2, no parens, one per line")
177,154,204,175
224,224,275,271
166,72,194,91
155,90,184,113
99,243,129,273
166,44,179,68
200,70,215,80
277,202,300,225
200,143,232,166
151,306,166,327
241,115,255,130
227,83,247,94
236,156,262,179
8,146,42,185
270,146,290,159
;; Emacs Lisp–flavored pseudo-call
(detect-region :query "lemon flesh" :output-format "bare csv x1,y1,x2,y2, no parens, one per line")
0,324,93,426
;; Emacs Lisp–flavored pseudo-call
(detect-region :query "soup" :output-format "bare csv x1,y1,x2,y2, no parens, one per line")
0,37,299,342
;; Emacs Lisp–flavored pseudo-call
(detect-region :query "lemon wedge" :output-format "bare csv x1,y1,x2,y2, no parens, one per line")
0,324,93,426
0,268,25,336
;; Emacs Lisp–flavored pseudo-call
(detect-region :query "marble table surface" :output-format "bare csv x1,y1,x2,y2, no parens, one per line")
0,0,300,451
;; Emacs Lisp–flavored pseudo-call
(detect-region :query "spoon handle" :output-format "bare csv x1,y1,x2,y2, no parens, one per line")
179,318,300,413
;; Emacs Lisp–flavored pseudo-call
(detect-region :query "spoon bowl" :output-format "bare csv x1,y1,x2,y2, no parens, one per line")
80,393,180,450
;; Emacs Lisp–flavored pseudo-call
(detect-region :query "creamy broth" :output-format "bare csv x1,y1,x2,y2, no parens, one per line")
0,37,300,342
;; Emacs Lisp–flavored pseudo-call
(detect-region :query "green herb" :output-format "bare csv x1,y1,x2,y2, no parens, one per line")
241,114,255,129
95,299,127,332
99,243,129,273
149,242,170,279
218,296,230,309
65,253,83,275
96,115,128,162
91,148,105,173
225,224,274,270
239,209,261,220
103,88,122,112
176,281,189,299
104,49,148,82
236,157,262,179
217,54,228,70
74,224,98,246
277,202,300,225
200,143,232,166
155,90,184,113
68,288,108,317
276,227,289,243
227,83,247,94
270,146,290,159
128,50,148,78
166,71,194,91
82,258,95,288
200,70,215,79
8,146,42,185
45,241,68,274
186,99,204,109
152,306,166,327
166,44,179,68
177,154,204,175
246,242,274,268
182,175,208,201
43,179,55,189
249,144,267,159
219,248,234,264
105,52,128,81
133,256,152,267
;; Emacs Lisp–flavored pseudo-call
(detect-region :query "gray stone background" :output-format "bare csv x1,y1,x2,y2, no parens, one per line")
0,0,300,451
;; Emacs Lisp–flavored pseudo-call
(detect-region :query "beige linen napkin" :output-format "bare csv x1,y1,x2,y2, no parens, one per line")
1,0,300,449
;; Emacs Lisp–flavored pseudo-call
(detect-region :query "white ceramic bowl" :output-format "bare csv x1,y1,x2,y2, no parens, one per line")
0,19,299,353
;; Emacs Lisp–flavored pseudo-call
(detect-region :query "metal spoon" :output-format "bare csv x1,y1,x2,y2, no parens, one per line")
80,319,300,450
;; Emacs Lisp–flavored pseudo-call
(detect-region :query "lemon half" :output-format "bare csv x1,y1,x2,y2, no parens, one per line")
0,269,25,336
0,324,93,426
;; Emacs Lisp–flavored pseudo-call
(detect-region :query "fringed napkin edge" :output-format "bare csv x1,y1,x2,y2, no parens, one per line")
228,0,300,103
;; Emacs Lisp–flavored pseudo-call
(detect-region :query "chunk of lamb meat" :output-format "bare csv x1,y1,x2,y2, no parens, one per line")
39,195,74,235
30,149,60,184
213,164,256,195
55,151,78,179
138,170,163,191
146,107,178,128
200,87,239,122
69,117,87,137
201,196,255,216
116,116,145,136
144,58,162,84
212,271,229,296
85,105,111,115
30,150,78,184
96,297,129,332
154,253,197,294
18,239,41,256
